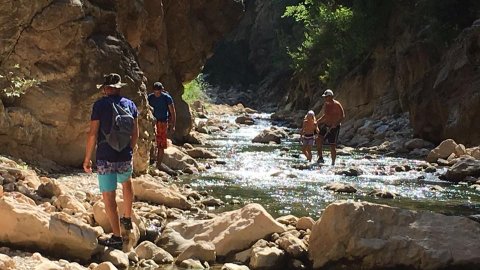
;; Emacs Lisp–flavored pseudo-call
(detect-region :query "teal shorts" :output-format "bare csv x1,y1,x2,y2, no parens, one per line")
97,160,133,192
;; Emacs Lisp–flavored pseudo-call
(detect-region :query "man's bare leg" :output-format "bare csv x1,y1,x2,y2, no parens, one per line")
156,148,165,168
121,180,133,218
316,137,324,163
331,144,337,165
102,191,121,236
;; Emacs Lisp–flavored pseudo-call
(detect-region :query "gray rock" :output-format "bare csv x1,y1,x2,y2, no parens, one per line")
252,130,281,144
404,138,434,150
442,157,480,182
336,167,363,176
201,197,224,207
3,183,14,192
324,183,357,193
235,115,255,125
368,189,399,199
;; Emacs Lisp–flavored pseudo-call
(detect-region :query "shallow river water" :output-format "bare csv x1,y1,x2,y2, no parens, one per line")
176,114,480,219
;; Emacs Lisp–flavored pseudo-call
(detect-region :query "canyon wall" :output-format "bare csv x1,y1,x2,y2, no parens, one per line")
0,0,244,170
204,0,480,146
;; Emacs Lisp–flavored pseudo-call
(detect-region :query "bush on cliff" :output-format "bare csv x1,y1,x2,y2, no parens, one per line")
282,0,479,88
283,0,393,86
183,74,209,105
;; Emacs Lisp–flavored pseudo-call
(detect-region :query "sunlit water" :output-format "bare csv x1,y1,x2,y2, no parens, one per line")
176,114,480,219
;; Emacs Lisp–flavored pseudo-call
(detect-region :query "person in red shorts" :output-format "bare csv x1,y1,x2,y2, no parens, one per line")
148,82,176,168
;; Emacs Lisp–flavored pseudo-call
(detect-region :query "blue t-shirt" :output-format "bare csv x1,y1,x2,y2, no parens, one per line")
91,95,138,162
148,92,173,122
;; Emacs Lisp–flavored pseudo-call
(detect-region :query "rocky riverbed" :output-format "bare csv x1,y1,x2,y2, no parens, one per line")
1,103,480,270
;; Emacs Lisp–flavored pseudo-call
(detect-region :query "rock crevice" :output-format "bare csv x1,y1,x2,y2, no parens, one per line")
0,0,244,171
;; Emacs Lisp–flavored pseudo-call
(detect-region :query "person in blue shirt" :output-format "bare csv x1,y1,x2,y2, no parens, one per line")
147,82,176,168
83,73,139,249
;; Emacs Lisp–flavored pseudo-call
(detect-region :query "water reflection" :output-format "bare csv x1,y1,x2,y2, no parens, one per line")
179,114,480,219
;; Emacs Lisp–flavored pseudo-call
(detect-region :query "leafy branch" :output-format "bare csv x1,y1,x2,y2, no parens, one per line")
0,64,38,98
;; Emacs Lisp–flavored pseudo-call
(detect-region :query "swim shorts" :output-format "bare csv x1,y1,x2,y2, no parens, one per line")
302,134,315,146
318,124,340,145
96,160,133,192
155,121,168,149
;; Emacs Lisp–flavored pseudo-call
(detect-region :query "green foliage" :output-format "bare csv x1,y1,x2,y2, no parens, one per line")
410,0,480,46
283,0,480,89
182,74,209,105
283,0,393,86
0,64,38,98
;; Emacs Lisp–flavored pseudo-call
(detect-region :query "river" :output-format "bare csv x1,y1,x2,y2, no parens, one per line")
176,113,480,219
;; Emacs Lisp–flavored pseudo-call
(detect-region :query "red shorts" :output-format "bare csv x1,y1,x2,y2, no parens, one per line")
155,121,168,149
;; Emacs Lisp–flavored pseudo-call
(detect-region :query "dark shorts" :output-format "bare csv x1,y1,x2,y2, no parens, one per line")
318,124,340,145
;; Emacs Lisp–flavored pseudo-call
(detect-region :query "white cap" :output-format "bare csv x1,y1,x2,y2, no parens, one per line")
307,110,315,116
322,89,334,97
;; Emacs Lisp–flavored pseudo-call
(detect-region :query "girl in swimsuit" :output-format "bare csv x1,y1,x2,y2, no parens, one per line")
300,110,318,162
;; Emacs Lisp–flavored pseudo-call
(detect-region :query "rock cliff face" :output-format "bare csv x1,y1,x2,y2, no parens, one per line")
0,0,244,170
332,13,480,146
286,5,480,146
203,0,298,108
205,1,480,146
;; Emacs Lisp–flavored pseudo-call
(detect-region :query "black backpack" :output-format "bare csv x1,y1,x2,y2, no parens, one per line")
101,98,135,151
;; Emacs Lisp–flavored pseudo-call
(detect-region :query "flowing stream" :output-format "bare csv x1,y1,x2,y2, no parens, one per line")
176,114,480,219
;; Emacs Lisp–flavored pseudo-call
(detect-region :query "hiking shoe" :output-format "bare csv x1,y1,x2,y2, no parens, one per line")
98,235,123,250
317,157,325,164
120,217,133,230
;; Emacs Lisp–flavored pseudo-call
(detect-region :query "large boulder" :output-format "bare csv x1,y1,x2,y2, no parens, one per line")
163,147,199,171
135,241,174,264
163,203,286,257
156,227,196,257
100,249,129,270
276,232,308,259
92,199,142,249
0,254,15,270
185,148,218,159
132,177,192,210
426,139,458,163
309,201,480,269
235,115,255,125
252,128,286,144
249,246,285,270
176,241,216,263
0,196,98,260
53,194,87,213
442,156,480,182
404,138,434,150
0,0,244,172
